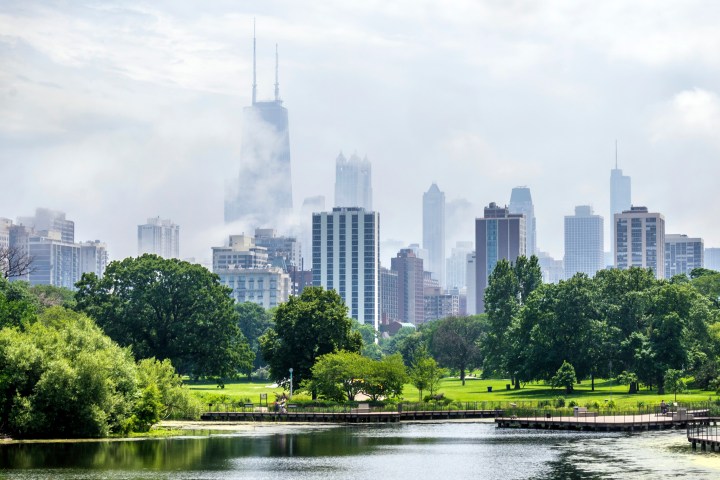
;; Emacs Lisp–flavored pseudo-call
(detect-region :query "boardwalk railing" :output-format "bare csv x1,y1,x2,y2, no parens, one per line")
687,419,720,451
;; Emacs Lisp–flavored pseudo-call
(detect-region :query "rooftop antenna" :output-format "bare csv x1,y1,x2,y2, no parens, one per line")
615,139,618,169
252,18,257,105
274,43,280,102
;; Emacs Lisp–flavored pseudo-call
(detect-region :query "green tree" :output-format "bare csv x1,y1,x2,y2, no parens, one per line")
0,307,138,438
363,354,408,401
308,351,368,402
136,358,201,420
514,255,542,303
236,302,272,377
75,254,253,379
130,383,163,432
259,287,362,396
663,369,687,401
0,278,37,330
430,316,484,385
616,370,639,393
409,356,445,401
482,259,520,378
551,361,577,394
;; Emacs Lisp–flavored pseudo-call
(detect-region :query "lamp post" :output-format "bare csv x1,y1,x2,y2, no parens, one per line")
289,368,294,398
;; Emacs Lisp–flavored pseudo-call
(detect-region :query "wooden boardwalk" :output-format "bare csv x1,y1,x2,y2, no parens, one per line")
201,409,503,423
688,418,720,451
496,410,709,432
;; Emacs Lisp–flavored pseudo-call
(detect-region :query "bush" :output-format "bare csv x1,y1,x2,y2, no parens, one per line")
606,399,616,410
253,367,270,381
554,396,566,408
568,400,578,408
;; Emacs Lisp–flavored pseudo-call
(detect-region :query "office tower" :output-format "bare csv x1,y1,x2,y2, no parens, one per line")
466,252,476,315
665,234,704,278
391,249,425,325
614,206,665,279
424,286,460,322
508,187,536,257
138,217,180,258
564,205,604,278
0,218,10,248
407,243,429,265
446,241,473,290
79,240,109,278
225,32,292,229
212,235,289,309
27,231,81,289
610,150,631,259
254,228,301,272
423,183,446,287
536,251,565,283
17,208,74,243
475,202,526,313
212,235,268,270
312,207,379,328
300,196,325,268
334,152,372,210
706,248,720,271
380,267,399,325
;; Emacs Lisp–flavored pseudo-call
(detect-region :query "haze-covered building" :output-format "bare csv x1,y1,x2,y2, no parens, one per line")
665,234,703,278
509,187,536,257
423,183,446,287
564,205,604,278
334,153,372,210
138,217,180,259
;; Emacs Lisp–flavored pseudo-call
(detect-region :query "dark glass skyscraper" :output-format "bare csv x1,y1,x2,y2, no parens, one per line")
225,32,292,229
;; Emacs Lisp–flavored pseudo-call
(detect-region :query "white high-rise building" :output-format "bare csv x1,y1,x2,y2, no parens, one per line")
138,217,180,259
614,206,665,279
312,207,379,328
446,241,473,290
537,251,565,283
334,153,372,210
706,248,720,271
423,183,446,287
665,234,703,278
610,157,631,259
79,240,109,278
509,187,536,257
564,205,604,278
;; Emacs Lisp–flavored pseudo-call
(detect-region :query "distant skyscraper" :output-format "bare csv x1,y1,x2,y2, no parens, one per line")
225,31,292,229
446,241,473,290
705,248,720,271
334,152,372,210
665,234,703,278
312,207,379,328
0,218,11,248
564,205,604,278
614,206,665,279
423,183,446,287
255,228,301,272
537,251,565,283
466,252,476,315
610,147,631,258
509,187,536,257
79,240,109,278
18,208,74,243
391,248,425,325
380,267,399,325
475,202,526,313
300,196,325,269
138,217,180,258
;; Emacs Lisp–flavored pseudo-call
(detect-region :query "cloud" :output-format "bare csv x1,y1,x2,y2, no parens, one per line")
650,88,720,145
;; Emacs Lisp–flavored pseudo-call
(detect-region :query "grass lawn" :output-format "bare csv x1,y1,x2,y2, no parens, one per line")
186,377,718,410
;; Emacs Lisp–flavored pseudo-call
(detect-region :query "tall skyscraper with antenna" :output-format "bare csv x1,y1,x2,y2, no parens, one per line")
225,25,293,230
610,141,631,259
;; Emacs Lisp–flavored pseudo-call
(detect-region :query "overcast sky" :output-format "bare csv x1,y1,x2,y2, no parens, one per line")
2,1,720,265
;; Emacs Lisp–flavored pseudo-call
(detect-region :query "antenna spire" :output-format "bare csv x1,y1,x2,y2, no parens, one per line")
252,18,257,105
615,139,618,169
274,43,280,102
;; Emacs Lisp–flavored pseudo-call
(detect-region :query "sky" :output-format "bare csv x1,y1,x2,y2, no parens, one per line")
1,0,720,266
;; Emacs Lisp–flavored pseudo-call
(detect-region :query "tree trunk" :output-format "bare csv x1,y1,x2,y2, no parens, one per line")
514,377,520,390
628,382,637,394
461,367,465,386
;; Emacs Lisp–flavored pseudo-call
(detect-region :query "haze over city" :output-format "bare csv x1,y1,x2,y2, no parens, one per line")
2,1,720,264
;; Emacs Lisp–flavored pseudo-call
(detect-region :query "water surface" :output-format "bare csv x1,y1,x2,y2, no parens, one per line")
1,422,719,479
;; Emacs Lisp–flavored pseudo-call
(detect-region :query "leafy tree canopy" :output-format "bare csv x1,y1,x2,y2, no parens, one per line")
75,254,253,379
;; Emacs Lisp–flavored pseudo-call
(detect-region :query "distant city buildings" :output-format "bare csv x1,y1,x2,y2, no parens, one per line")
225,35,292,230
300,196,325,268
466,252,476,315
564,205,604,278
254,228,301,272
391,248,425,325
706,248,720,272
614,206,665,279
79,240,109,278
211,234,290,309
665,234,703,278
312,207,379,328
334,153,372,210
509,186,536,257
380,267,399,325
423,183,446,287
537,251,565,283
446,241,473,290
610,158,632,259
475,202,526,313
138,217,179,258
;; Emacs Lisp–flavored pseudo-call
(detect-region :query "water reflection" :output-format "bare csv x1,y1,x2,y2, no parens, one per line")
0,423,719,479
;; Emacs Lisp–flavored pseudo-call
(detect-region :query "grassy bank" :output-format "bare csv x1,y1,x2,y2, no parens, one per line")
186,377,717,410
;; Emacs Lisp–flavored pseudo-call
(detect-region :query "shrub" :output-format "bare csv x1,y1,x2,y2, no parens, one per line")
253,367,271,381
568,400,578,408
554,396,566,408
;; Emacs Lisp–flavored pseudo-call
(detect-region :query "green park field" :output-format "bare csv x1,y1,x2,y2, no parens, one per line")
187,377,718,411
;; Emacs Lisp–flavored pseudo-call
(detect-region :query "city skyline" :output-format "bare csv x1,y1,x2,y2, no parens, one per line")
2,2,720,264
